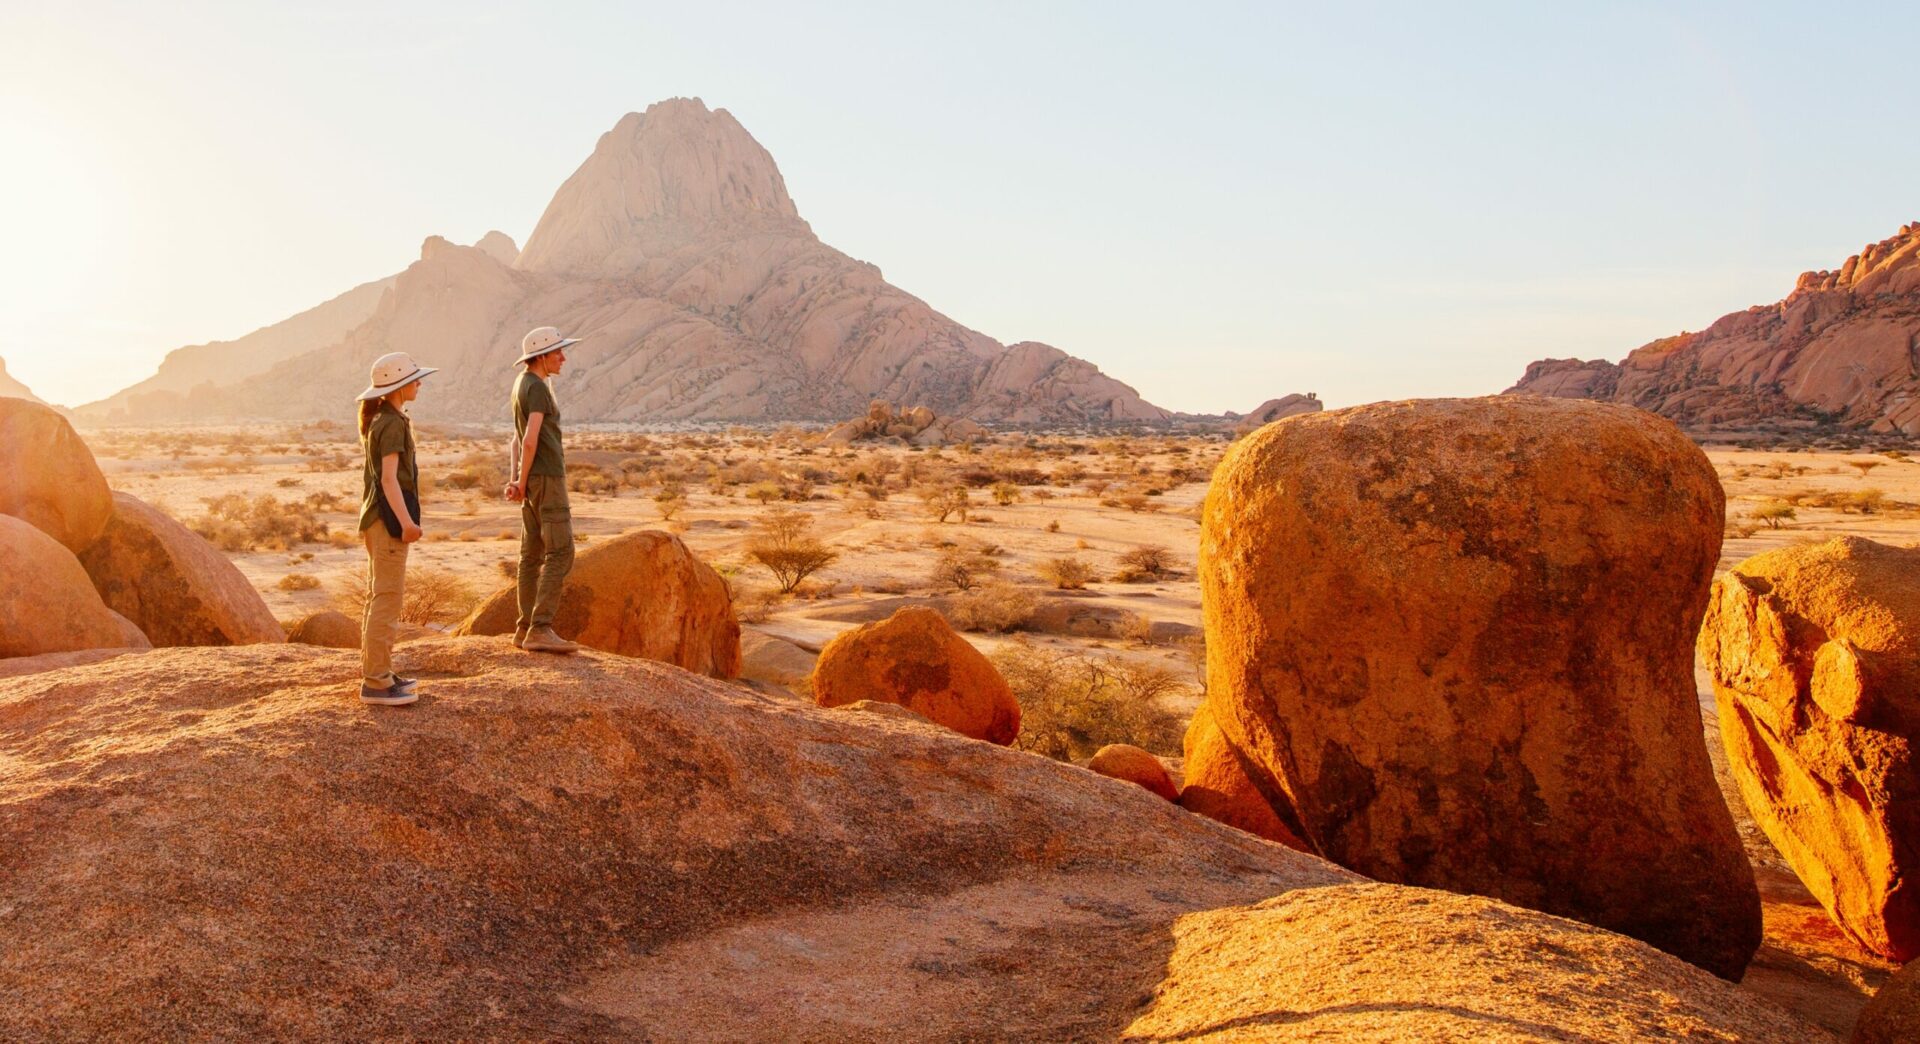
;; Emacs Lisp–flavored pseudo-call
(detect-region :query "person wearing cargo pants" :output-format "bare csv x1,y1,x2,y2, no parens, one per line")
504,326,583,654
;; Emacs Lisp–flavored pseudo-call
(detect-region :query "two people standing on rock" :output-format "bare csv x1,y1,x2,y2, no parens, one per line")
351,326,585,705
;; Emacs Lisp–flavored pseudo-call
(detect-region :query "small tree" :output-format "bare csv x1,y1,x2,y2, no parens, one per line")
747,481,783,505
1848,460,1885,480
1754,500,1797,529
654,490,686,521
991,481,1020,506
747,508,838,593
920,485,971,523
931,545,999,591
1116,544,1175,581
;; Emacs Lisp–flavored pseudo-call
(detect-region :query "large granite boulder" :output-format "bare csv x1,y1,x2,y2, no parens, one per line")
0,398,112,553
77,493,283,646
1701,536,1920,961
0,516,149,658
1198,395,1759,979
810,606,1020,744
457,529,740,679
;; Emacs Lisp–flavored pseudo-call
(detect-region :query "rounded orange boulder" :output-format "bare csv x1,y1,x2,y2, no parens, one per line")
0,398,112,553
1087,743,1178,801
1700,536,1920,961
1200,396,1759,979
286,610,361,649
1175,705,1307,848
0,515,150,658
457,529,740,678
77,493,283,646
810,606,1020,744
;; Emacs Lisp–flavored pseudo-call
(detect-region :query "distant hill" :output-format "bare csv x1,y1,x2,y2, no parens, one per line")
75,274,395,423
1507,222,1920,434
83,98,1166,426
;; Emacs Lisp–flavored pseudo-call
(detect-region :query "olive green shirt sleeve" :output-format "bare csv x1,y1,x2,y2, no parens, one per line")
369,412,408,463
520,378,557,419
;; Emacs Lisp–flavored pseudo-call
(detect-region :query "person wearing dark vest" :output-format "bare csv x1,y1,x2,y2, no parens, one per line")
355,351,437,705
504,326,582,654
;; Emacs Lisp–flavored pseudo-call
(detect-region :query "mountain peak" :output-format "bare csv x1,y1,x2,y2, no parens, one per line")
516,98,805,275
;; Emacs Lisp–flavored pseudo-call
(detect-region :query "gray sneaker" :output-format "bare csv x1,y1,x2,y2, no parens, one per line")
361,683,419,706
392,675,418,694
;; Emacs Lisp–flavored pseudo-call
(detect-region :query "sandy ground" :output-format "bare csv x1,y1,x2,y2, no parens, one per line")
81,425,1917,1034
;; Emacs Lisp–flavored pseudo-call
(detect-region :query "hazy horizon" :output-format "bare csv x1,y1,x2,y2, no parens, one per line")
4,2,1919,412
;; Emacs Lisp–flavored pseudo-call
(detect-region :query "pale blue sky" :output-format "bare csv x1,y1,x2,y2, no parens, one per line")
2,1,1916,411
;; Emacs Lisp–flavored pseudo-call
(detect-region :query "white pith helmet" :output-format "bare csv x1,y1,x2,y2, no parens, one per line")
515,326,582,366
356,351,439,401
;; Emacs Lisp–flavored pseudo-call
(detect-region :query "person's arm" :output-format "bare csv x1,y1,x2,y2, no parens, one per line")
504,429,524,502
382,452,422,543
509,412,544,496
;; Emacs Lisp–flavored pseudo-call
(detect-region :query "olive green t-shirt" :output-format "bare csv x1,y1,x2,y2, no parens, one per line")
513,370,566,477
358,404,419,532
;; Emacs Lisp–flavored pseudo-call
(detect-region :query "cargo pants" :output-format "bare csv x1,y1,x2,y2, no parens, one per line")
361,523,409,687
517,474,575,630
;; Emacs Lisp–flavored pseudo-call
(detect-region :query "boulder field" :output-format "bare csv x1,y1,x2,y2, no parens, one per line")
457,528,740,678
1198,396,1760,979
809,605,1021,744
1700,536,1920,961
0,640,1826,1040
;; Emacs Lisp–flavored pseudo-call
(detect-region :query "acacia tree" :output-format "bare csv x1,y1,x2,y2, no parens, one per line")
747,508,838,593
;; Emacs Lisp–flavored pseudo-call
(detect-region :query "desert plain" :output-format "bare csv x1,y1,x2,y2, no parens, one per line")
63,417,1920,1036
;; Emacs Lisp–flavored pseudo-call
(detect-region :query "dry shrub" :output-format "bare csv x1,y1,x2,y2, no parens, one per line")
994,639,1185,762
277,573,321,592
329,566,481,626
735,586,782,624
1038,556,1094,590
991,481,1020,506
919,485,971,523
931,545,1000,591
747,508,838,594
1114,544,1175,582
567,464,617,496
944,583,1037,633
191,493,329,551
442,452,506,491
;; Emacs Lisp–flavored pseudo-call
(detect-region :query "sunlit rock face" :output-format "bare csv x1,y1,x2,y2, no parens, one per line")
1509,222,1920,434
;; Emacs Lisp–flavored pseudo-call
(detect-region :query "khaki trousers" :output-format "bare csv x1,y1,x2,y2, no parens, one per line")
361,523,409,686
517,474,575,630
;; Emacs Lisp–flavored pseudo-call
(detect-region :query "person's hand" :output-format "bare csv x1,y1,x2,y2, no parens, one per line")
504,481,524,503
401,521,423,544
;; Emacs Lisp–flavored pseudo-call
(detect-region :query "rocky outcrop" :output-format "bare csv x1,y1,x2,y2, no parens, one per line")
0,398,112,553
1123,883,1831,1042
0,640,1823,1040
0,356,44,403
73,274,394,424
810,606,1020,744
1176,704,1307,847
1700,537,1920,961
1231,392,1322,434
472,230,518,266
1856,957,1920,1044
79,99,1164,427
457,529,740,678
285,610,360,649
1198,395,1760,979
77,493,283,647
1507,222,1920,433
1086,743,1178,801
0,516,149,658
821,399,988,446
738,629,816,691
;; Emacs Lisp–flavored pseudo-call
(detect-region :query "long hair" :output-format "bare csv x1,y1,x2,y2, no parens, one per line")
357,397,382,439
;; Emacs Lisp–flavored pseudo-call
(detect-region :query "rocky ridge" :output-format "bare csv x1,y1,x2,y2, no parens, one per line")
76,99,1166,427
0,356,43,403
1508,222,1920,433
0,640,1828,1040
